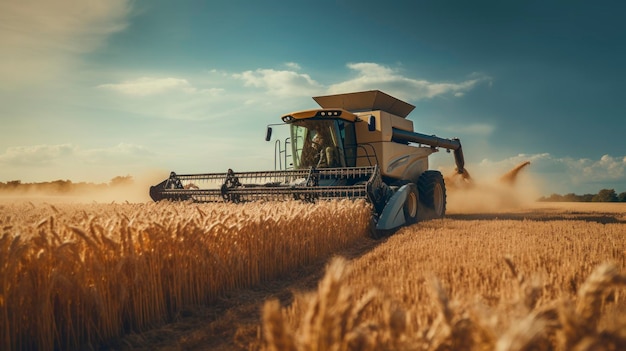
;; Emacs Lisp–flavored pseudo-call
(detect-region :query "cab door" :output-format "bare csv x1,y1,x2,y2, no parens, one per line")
290,119,350,169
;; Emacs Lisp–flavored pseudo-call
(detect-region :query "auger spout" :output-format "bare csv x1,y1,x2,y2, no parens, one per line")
391,128,467,176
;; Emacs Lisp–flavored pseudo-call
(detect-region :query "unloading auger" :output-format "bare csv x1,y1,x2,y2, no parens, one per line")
150,90,470,236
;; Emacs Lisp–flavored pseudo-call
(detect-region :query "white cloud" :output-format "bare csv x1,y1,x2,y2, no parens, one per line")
98,77,222,97
227,62,489,103
472,153,626,194
92,63,491,121
0,0,132,87
207,69,229,77
0,143,153,167
93,75,233,120
285,62,301,70
81,143,153,163
0,144,77,165
576,154,625,183
327,62,489,101
233,69,323,97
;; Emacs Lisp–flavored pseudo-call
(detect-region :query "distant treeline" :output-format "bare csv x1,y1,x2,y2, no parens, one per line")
0,176,133,195
538,188,626,202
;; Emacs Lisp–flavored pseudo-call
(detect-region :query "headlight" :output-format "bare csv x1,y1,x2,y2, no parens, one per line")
315,110,342,117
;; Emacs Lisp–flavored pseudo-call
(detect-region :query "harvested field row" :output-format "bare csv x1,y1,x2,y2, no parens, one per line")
263,213,626,350
0,200,370,350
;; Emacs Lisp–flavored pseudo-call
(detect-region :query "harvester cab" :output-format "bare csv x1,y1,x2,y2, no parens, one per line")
150,90,470,236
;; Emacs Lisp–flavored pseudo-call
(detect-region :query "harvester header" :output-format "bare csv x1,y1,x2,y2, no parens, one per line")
150,90,470,236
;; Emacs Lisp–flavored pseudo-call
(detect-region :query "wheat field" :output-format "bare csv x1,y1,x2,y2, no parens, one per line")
0,199,625,350
0,200,370,350
262,213,626,350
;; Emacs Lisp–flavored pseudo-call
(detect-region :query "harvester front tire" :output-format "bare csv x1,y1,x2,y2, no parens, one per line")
418,171,446,219
369,217,395,239
403,183,419,225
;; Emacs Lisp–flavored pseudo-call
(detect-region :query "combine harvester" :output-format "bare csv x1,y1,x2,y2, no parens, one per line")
150,90,470,236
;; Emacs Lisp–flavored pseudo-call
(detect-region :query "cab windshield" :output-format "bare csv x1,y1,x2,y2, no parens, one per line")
291,119,345,169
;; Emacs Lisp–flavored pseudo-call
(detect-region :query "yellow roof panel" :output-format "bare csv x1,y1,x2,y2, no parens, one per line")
313,90,415,118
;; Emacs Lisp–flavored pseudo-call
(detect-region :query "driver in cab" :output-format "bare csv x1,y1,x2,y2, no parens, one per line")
310,130,339,168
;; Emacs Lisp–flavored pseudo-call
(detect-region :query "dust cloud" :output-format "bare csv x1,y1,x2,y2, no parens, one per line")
1,163,541,209
444,162,541,214
0,170,167,204
85,170,166,203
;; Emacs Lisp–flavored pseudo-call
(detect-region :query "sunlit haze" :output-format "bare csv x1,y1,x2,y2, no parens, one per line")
1,0,624,195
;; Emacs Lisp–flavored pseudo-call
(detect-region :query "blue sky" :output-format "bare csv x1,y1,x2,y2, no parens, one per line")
0,0,624,195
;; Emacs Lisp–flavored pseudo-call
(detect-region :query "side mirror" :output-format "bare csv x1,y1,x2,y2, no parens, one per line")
265,127,273,141
367,116,376,132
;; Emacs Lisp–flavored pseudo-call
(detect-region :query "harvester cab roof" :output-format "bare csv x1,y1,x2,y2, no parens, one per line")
313,89,415,117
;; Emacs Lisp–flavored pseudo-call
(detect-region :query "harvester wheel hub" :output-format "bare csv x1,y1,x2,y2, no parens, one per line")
433,183,444,216
403,184,419,224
